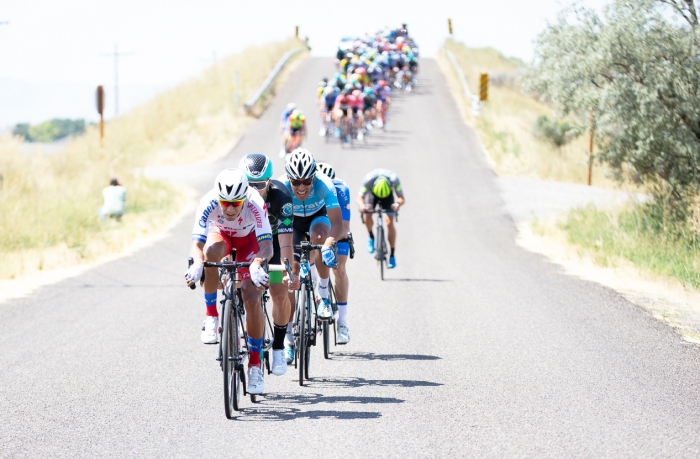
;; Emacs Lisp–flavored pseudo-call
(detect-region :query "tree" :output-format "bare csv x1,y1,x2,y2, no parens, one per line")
528,0,700,204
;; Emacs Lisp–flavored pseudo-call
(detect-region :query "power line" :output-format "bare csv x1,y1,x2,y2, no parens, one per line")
101,44,133,116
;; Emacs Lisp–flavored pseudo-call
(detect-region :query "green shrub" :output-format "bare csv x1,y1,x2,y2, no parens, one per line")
532,115,582,150
14,118,86,142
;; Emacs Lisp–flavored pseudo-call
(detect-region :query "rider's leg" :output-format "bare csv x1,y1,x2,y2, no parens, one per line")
334,252,349,324
309,221,331,299
202,236,228,316
241,279,264,367
386,214,397,252
270,283,290,351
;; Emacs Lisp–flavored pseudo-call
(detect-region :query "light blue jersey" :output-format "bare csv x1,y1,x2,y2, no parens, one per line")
279,173,340,217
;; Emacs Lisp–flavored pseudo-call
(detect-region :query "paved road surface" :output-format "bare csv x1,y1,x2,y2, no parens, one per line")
1,58,699,458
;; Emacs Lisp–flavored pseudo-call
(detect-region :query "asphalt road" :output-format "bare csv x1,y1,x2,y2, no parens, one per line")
2,58,699,458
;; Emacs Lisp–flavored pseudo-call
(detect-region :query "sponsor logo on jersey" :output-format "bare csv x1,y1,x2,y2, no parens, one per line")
257,233,272,242
217,219,224,224
281,203,293,216
282,217,292,226
250,204,263,227
199,199,219,228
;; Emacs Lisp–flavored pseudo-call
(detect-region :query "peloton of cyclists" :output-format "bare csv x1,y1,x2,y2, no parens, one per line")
357,168,405,269
185,168,273,395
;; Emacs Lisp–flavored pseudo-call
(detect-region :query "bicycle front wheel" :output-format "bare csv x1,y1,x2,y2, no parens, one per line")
303,288,313,380
377,225,386,281
222,299,241,417
297,289,307,386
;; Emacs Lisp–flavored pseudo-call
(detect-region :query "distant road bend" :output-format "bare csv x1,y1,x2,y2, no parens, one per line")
1,57,699,458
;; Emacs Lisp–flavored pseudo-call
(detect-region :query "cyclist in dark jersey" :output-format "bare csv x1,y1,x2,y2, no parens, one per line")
239,153,299,376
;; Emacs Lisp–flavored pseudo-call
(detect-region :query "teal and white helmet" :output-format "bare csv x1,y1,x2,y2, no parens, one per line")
238,153,273,181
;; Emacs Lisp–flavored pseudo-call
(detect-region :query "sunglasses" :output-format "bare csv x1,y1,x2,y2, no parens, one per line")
219,198,245,208
248,181,269,190
289,178,313,187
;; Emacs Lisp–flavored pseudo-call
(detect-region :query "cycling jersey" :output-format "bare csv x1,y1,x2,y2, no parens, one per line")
333,178,351,221
264,180,294,236
347,94,363,110
289,114,305,130
359,168,403,197
279,173,339,217
192,186,272,245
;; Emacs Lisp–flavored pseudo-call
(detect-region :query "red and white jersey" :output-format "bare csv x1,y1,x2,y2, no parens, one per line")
191,187,272,244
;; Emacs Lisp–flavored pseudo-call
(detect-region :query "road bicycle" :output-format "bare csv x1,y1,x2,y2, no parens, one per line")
188,256,291,418
292,241,337,385
364,208,398,281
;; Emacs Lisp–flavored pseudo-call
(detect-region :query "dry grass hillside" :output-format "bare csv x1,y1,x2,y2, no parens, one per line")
438,38,616,188
0,38,307,280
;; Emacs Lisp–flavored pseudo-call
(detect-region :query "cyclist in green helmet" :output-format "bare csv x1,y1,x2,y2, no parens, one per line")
238,153,300,374
357,168,405,268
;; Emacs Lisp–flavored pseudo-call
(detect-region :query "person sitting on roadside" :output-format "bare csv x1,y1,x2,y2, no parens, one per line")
99,177,126,221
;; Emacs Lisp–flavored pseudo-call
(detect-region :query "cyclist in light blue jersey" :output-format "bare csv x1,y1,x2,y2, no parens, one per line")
279,149,346,361
316,161,352,344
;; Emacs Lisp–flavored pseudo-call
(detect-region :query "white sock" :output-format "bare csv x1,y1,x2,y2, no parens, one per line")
310,263,319,284
286,322,294,345
318,277,329,299
338,302,348,326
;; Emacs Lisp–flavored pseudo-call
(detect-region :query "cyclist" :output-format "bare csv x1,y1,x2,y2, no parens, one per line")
279,149,344,361
316,161,352,344
281,109,306,157
279,102,296,157
356,168,405,269
238,153,300,376
185,168,273,395
320,85,337,136
333,93,351,139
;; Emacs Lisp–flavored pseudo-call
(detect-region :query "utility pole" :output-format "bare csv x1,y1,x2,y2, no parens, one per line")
101,44,133,117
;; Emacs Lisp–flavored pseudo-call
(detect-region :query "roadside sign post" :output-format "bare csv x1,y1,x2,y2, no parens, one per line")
96,85,105,146
479,74,488,102
448,19,453,36
295,26,299,38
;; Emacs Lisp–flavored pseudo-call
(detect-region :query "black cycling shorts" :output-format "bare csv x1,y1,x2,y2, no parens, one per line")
292,207,330,260
364,193,396,216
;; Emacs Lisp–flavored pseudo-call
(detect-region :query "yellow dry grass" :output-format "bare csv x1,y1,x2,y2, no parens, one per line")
0,38,307,281
439,38,618,188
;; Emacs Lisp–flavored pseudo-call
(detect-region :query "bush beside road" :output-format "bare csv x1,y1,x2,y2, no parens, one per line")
440,38,700,340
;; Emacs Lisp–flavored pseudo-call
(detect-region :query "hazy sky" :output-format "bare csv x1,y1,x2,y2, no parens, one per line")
0,0,610,128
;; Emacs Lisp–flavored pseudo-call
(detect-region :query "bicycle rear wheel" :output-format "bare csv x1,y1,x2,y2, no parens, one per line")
323,320,330,359
222,299,241,417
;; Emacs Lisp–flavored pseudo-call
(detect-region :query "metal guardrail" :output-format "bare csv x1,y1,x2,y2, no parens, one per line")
446,50,482,116
244,46,307,115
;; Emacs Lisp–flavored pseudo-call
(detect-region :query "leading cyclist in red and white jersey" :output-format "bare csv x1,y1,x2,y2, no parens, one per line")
185,168,273,395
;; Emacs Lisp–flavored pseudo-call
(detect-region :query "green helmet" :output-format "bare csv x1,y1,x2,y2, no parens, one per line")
372,176,392,199
238,153,273,181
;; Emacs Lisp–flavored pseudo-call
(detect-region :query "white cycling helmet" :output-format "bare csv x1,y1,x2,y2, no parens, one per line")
316,162,336,179
285,148,316,180
214,168,248,201
286,102,297,111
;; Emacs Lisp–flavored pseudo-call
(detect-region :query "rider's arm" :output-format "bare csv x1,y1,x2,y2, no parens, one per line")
250,192,273,266
253,239,273,265
190,240,205,264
